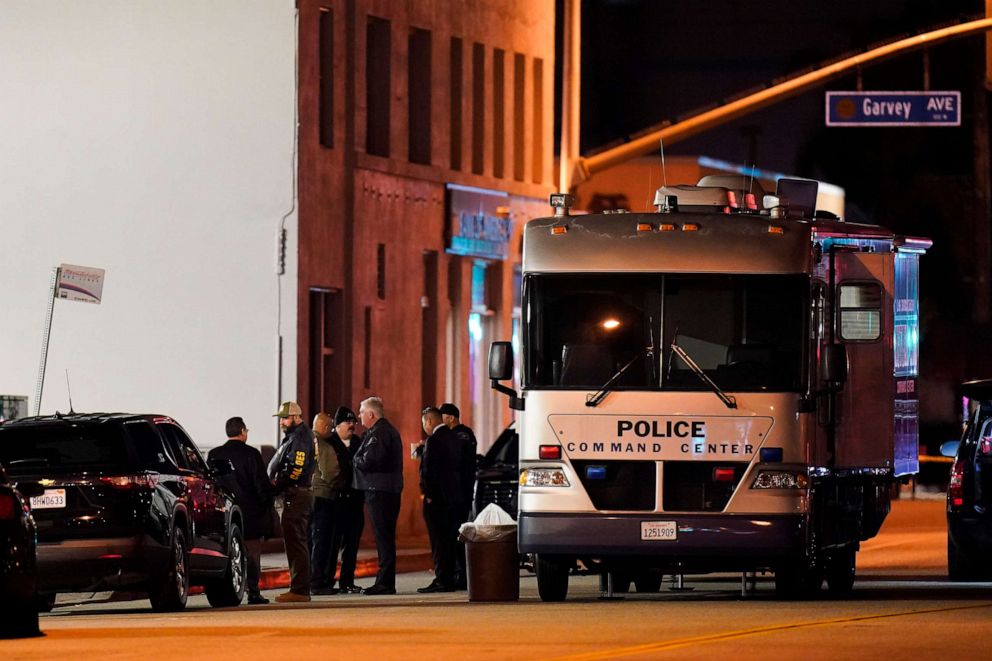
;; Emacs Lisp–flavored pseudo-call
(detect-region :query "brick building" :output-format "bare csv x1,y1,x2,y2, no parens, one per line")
296,0,555,542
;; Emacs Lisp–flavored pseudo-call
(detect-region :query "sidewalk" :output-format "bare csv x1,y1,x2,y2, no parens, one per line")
257,545,433,591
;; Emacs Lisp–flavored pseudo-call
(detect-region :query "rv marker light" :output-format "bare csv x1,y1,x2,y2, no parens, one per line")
539,445,562,460
713,467,735,482
759,447,784,463
585,465,607,480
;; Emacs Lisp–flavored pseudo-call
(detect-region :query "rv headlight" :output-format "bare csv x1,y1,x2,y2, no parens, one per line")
751,470,808,490
520,468,570,487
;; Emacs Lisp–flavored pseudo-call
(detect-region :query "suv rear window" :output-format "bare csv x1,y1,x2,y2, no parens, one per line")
0,423,131,476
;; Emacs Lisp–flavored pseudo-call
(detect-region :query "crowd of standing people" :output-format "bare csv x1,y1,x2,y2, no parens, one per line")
209,395,478,603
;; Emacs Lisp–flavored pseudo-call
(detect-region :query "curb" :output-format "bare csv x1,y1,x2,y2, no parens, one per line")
258,551,433,591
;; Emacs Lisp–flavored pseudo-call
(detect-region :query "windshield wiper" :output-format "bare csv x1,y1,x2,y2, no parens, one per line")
669,341,737,409
585,346,653,407
9,457,50,466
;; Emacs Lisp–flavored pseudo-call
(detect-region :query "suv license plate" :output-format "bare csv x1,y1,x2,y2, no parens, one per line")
31,489,66,510
641,521,677,541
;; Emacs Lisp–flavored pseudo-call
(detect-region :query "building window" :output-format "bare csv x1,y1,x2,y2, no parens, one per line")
532,58,543,184
366,16,391,157
450,38,463,171
363,306,372,388
513,53,525,181
408,28,432,165
376,243,386,299
318,9,334,148
492,48,505,179
471,42,485,175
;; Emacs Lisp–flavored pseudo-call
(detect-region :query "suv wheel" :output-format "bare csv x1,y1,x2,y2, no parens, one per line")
150,526,189,612
947,536,983,581
0,597,40,639
205,524,247,607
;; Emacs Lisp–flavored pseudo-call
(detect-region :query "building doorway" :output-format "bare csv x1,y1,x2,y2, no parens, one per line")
308,287,345,418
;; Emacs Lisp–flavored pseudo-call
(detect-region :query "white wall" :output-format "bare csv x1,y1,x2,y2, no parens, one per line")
0,1,298,450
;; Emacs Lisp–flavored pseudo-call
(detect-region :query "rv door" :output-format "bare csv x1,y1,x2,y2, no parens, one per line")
829,251,894,470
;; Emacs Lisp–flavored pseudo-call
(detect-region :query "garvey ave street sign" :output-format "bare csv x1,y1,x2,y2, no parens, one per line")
826,91,960,127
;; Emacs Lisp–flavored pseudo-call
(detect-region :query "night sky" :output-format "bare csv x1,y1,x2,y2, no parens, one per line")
562,0,992,449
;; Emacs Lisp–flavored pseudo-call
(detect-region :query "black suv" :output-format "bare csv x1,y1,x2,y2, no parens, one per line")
0,413,246,611
0,463,40,637
941,379,992,581
473,423,519,519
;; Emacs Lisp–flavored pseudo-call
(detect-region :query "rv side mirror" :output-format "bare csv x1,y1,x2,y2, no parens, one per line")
489,341,514,381
821,343,848,384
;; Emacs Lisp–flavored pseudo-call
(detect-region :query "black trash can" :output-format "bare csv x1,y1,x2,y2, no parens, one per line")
462,524,519,602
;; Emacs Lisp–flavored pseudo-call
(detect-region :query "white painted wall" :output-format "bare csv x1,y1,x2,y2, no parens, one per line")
0,1,298,450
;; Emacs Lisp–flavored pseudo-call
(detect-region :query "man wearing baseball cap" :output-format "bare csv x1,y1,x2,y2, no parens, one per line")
268,401,316,602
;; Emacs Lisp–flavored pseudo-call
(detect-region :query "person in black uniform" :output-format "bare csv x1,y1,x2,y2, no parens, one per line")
439,402,477,590
417,407,463,593
268,401,316,603
353,396,403,595
327,406,365,593
208,417,275,605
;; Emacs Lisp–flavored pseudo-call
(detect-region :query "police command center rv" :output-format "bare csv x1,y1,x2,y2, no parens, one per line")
488,177,930,600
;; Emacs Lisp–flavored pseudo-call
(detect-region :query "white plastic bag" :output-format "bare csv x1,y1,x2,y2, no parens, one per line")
458,503,517,542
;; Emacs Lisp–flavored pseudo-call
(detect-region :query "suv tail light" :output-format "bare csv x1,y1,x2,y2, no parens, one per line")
948,459,965,507
99,474,159,490
0,493,16,519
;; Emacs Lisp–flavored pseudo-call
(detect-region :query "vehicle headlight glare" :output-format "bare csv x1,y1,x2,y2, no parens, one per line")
520,468,570,487
752,470,808,489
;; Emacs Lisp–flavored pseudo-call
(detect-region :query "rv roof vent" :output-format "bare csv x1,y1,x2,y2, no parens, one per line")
653,184,730,213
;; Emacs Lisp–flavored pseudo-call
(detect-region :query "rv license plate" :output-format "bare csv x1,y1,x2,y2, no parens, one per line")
641,521,677,541
30,489,66,510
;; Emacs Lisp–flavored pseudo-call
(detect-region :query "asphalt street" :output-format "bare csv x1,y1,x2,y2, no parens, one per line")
4,497,991,660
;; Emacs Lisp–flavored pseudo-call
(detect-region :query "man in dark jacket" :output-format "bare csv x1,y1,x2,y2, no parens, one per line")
353,396,403,595
208,416,275,605
309,410,343,595
327,406,365,593
417,407,463,593
440,402,477,589
269,401,316,603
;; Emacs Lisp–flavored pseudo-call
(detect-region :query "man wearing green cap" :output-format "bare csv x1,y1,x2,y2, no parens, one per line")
268,401,316,602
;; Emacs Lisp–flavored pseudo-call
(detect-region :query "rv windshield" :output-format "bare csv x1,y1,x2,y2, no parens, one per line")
524,273,807,392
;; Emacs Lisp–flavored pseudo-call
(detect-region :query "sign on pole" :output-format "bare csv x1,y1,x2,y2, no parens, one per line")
35,264,106,414
826,91,961,127
56,263,106,304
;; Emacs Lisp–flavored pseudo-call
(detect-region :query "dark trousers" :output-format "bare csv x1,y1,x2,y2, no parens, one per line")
423,499,459,587
330,491,365,587
281,487,314,595
310,495,338,588
365,489,401,589
246,538,263,596
452,501,471,585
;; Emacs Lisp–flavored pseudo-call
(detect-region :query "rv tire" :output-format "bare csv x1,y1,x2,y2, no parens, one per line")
536,555,569,602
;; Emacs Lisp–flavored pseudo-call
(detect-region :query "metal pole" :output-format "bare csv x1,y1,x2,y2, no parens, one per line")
558,0,581,192
34,267,60,416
